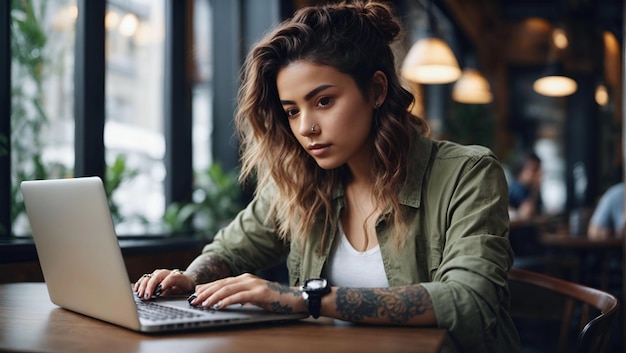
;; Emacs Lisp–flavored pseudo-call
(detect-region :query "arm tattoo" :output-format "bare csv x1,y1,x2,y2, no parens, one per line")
266,282,301,297
336,285,432,324
186,254,232,284
266,282,301,314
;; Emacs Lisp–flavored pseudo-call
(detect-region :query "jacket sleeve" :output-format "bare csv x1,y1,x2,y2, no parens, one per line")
201,182,290,275
420,151,518,352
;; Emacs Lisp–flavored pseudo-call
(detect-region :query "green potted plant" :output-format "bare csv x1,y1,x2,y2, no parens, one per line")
164,163,243,237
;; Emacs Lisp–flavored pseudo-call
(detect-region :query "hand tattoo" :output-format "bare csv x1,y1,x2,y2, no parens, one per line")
266,282,300,314
270,302,294,314
266,282,301,296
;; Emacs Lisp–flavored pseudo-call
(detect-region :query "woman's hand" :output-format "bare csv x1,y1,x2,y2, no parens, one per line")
188,273,306,314
133,269,196,300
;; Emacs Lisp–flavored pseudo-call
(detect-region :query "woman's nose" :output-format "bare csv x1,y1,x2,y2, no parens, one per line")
298,112,316,135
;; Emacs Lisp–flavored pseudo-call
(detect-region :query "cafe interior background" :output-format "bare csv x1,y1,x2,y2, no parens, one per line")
0,0,625,351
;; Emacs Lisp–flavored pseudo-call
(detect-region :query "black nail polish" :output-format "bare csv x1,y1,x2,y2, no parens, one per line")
187,294,197,304
154,284,163,297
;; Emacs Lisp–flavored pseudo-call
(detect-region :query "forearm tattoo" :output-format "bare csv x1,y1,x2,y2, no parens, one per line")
186,254,232,284
266,281,301,314
336,285,433,324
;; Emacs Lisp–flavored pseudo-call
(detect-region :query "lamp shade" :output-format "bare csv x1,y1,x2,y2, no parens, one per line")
532,62,577,97
401,37,461,84
452,68,493,104
533,75,577,97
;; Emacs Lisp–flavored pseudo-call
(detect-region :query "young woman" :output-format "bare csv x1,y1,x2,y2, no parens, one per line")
134,1,520,351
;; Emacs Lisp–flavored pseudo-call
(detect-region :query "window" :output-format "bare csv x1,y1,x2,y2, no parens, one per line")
10,0,77,236
3,0,249,240
105,0,166,235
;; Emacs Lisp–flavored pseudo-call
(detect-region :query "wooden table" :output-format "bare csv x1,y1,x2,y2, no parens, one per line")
540,232,623,249
539,232,623,290
0,283,451,353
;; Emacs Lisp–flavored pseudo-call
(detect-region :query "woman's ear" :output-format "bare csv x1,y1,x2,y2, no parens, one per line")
371,70,388,108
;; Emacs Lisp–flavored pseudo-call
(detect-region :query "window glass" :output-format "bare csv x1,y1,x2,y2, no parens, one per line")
191,0,235,235
192,0,212,172
105,0,165,235
11,0,77,236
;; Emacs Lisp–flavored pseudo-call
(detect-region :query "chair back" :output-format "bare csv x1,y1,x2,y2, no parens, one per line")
508,267,619,353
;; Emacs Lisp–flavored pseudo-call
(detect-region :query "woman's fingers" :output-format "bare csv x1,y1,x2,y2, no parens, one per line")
188,275,243,307
133,269,195,300
134,271,162,299
159,269,195,295
188,273,282,311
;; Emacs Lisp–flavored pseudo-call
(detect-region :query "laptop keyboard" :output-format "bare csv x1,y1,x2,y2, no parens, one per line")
135,299,205,322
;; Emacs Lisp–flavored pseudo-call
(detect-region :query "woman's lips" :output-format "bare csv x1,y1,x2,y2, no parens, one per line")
308,143,331,156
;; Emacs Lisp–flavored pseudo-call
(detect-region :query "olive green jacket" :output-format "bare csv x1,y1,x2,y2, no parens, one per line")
202,134,521,352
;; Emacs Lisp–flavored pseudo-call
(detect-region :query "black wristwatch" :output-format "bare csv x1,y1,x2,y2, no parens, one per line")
299,278,331,319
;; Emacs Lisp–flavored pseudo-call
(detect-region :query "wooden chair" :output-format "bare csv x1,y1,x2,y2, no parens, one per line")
508,267,620,353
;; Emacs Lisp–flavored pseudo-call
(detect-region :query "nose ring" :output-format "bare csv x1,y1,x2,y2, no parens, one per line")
311,124,316,132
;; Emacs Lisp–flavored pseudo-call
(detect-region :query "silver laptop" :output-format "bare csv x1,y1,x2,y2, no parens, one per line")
21,176,307,333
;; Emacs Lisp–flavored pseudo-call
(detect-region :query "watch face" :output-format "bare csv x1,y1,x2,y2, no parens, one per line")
305,278,327,290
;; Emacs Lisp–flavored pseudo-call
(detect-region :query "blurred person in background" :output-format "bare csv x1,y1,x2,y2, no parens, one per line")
587,182,624,239
508,151,543,221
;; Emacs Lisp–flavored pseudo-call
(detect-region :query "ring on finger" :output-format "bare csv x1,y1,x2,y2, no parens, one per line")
142,273,152,278
171,269,184,275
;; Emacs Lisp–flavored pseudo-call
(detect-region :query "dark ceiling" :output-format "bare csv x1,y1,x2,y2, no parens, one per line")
499,0,622,37
441,0,623,43
499,0,622,21
438,0,623,73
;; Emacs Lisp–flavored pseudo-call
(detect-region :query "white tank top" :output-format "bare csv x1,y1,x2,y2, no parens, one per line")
326,225,389,288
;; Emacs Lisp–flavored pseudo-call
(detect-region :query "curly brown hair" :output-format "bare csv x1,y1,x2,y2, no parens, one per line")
235,0,429,248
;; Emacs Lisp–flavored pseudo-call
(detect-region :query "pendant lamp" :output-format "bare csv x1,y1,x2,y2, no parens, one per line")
532,62,577,97
533,27,577,97
401,0,460,84
452,68,493,104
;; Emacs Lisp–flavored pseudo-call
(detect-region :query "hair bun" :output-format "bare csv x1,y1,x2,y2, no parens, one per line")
359,1,401,44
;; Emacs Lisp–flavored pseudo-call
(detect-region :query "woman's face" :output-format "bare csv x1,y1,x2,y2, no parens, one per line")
276,61,377,170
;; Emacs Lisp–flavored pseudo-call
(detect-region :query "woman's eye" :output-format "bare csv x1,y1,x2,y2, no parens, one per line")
285,108,299,118
317,97,332,108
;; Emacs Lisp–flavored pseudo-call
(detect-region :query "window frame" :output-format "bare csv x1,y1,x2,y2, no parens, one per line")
0,0,11,238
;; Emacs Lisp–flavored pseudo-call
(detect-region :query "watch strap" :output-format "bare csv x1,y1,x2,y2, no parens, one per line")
305,292,323,319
